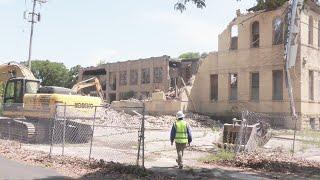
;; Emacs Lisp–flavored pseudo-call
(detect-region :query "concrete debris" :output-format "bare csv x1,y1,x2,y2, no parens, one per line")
165,87,179,100
126,98,141,102
96,108,218,129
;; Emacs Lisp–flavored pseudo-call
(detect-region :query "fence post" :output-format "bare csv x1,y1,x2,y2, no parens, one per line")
62,104,66,156
89,106,97,162
142,102,145,168
49,105,57,157
292,115,298,155
136,128,142,166
20,103,25,148
8,121,11,140
19,125,22,149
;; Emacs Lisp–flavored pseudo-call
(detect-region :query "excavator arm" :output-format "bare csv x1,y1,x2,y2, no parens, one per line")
72,77,105,100
0,62,36,84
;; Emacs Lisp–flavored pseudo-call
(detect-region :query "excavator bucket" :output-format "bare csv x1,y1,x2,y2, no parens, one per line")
216,119,271,152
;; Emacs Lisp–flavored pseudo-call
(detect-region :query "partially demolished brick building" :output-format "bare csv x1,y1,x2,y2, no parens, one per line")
191,0,320,129
78,56,171,102
78,0,320,130
78,55,200,103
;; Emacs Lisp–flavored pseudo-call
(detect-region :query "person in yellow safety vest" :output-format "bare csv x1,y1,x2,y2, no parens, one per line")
170,111,192,169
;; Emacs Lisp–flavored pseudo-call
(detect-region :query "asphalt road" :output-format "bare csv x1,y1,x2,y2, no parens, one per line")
0,156,68,180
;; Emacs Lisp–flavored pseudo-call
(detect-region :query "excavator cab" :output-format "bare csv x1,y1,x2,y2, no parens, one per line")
3,78,40,110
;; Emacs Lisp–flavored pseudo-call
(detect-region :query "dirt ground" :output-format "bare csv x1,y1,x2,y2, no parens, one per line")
17,126,320,179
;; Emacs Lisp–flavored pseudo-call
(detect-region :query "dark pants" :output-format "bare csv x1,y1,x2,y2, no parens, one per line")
175,143,187,167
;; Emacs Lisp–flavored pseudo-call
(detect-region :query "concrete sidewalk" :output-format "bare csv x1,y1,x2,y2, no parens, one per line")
0,156,68,180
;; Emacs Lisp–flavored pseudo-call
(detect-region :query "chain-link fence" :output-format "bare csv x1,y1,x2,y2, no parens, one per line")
143,127,216,168
0,102,146,167
49,104,146,166
217,111,294,155
218,110,320,159
0,102,319,170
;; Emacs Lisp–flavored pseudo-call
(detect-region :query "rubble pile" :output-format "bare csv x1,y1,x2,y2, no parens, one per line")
126,98,141,102
96,108,217,129
211,150,320,175
0,140,172,179
0,140,93,177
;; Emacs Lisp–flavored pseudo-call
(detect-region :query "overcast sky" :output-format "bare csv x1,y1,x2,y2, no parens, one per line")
0,0,256,68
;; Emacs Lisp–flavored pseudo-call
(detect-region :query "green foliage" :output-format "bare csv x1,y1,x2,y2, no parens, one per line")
299,130,320,148
248,0,288,12
20,60,83,88
66,65,82,88
0,83,4,97
179,52,200,60
30,60,70,87
199,150,235,163
0,103,2,116
200,52,209,59
175,0,206,12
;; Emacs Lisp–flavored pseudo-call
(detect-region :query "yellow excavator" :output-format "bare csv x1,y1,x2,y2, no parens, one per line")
0,62,104,143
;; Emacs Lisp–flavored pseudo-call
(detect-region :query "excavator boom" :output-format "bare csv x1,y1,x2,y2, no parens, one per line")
0,62,36,84
72,77,105,100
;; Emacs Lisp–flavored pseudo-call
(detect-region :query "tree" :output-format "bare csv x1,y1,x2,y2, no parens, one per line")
179,52,200,60
200,52,209,58
67,65,82,88
0,83,4,97
175,0,206,12
247,0,288,12
30,60,70,87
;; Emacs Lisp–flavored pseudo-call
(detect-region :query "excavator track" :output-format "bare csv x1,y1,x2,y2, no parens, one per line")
0,118,51,143
0,117,92,144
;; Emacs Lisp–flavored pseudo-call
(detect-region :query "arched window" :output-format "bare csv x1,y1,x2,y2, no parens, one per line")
273,17,284,45
251,21,260,48
230,25,238,50
309,16,313,45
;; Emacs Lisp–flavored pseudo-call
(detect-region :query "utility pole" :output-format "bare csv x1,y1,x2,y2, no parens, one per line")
25,0,47,70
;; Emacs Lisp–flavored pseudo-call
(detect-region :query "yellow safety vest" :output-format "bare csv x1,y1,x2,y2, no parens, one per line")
174,120,188,144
